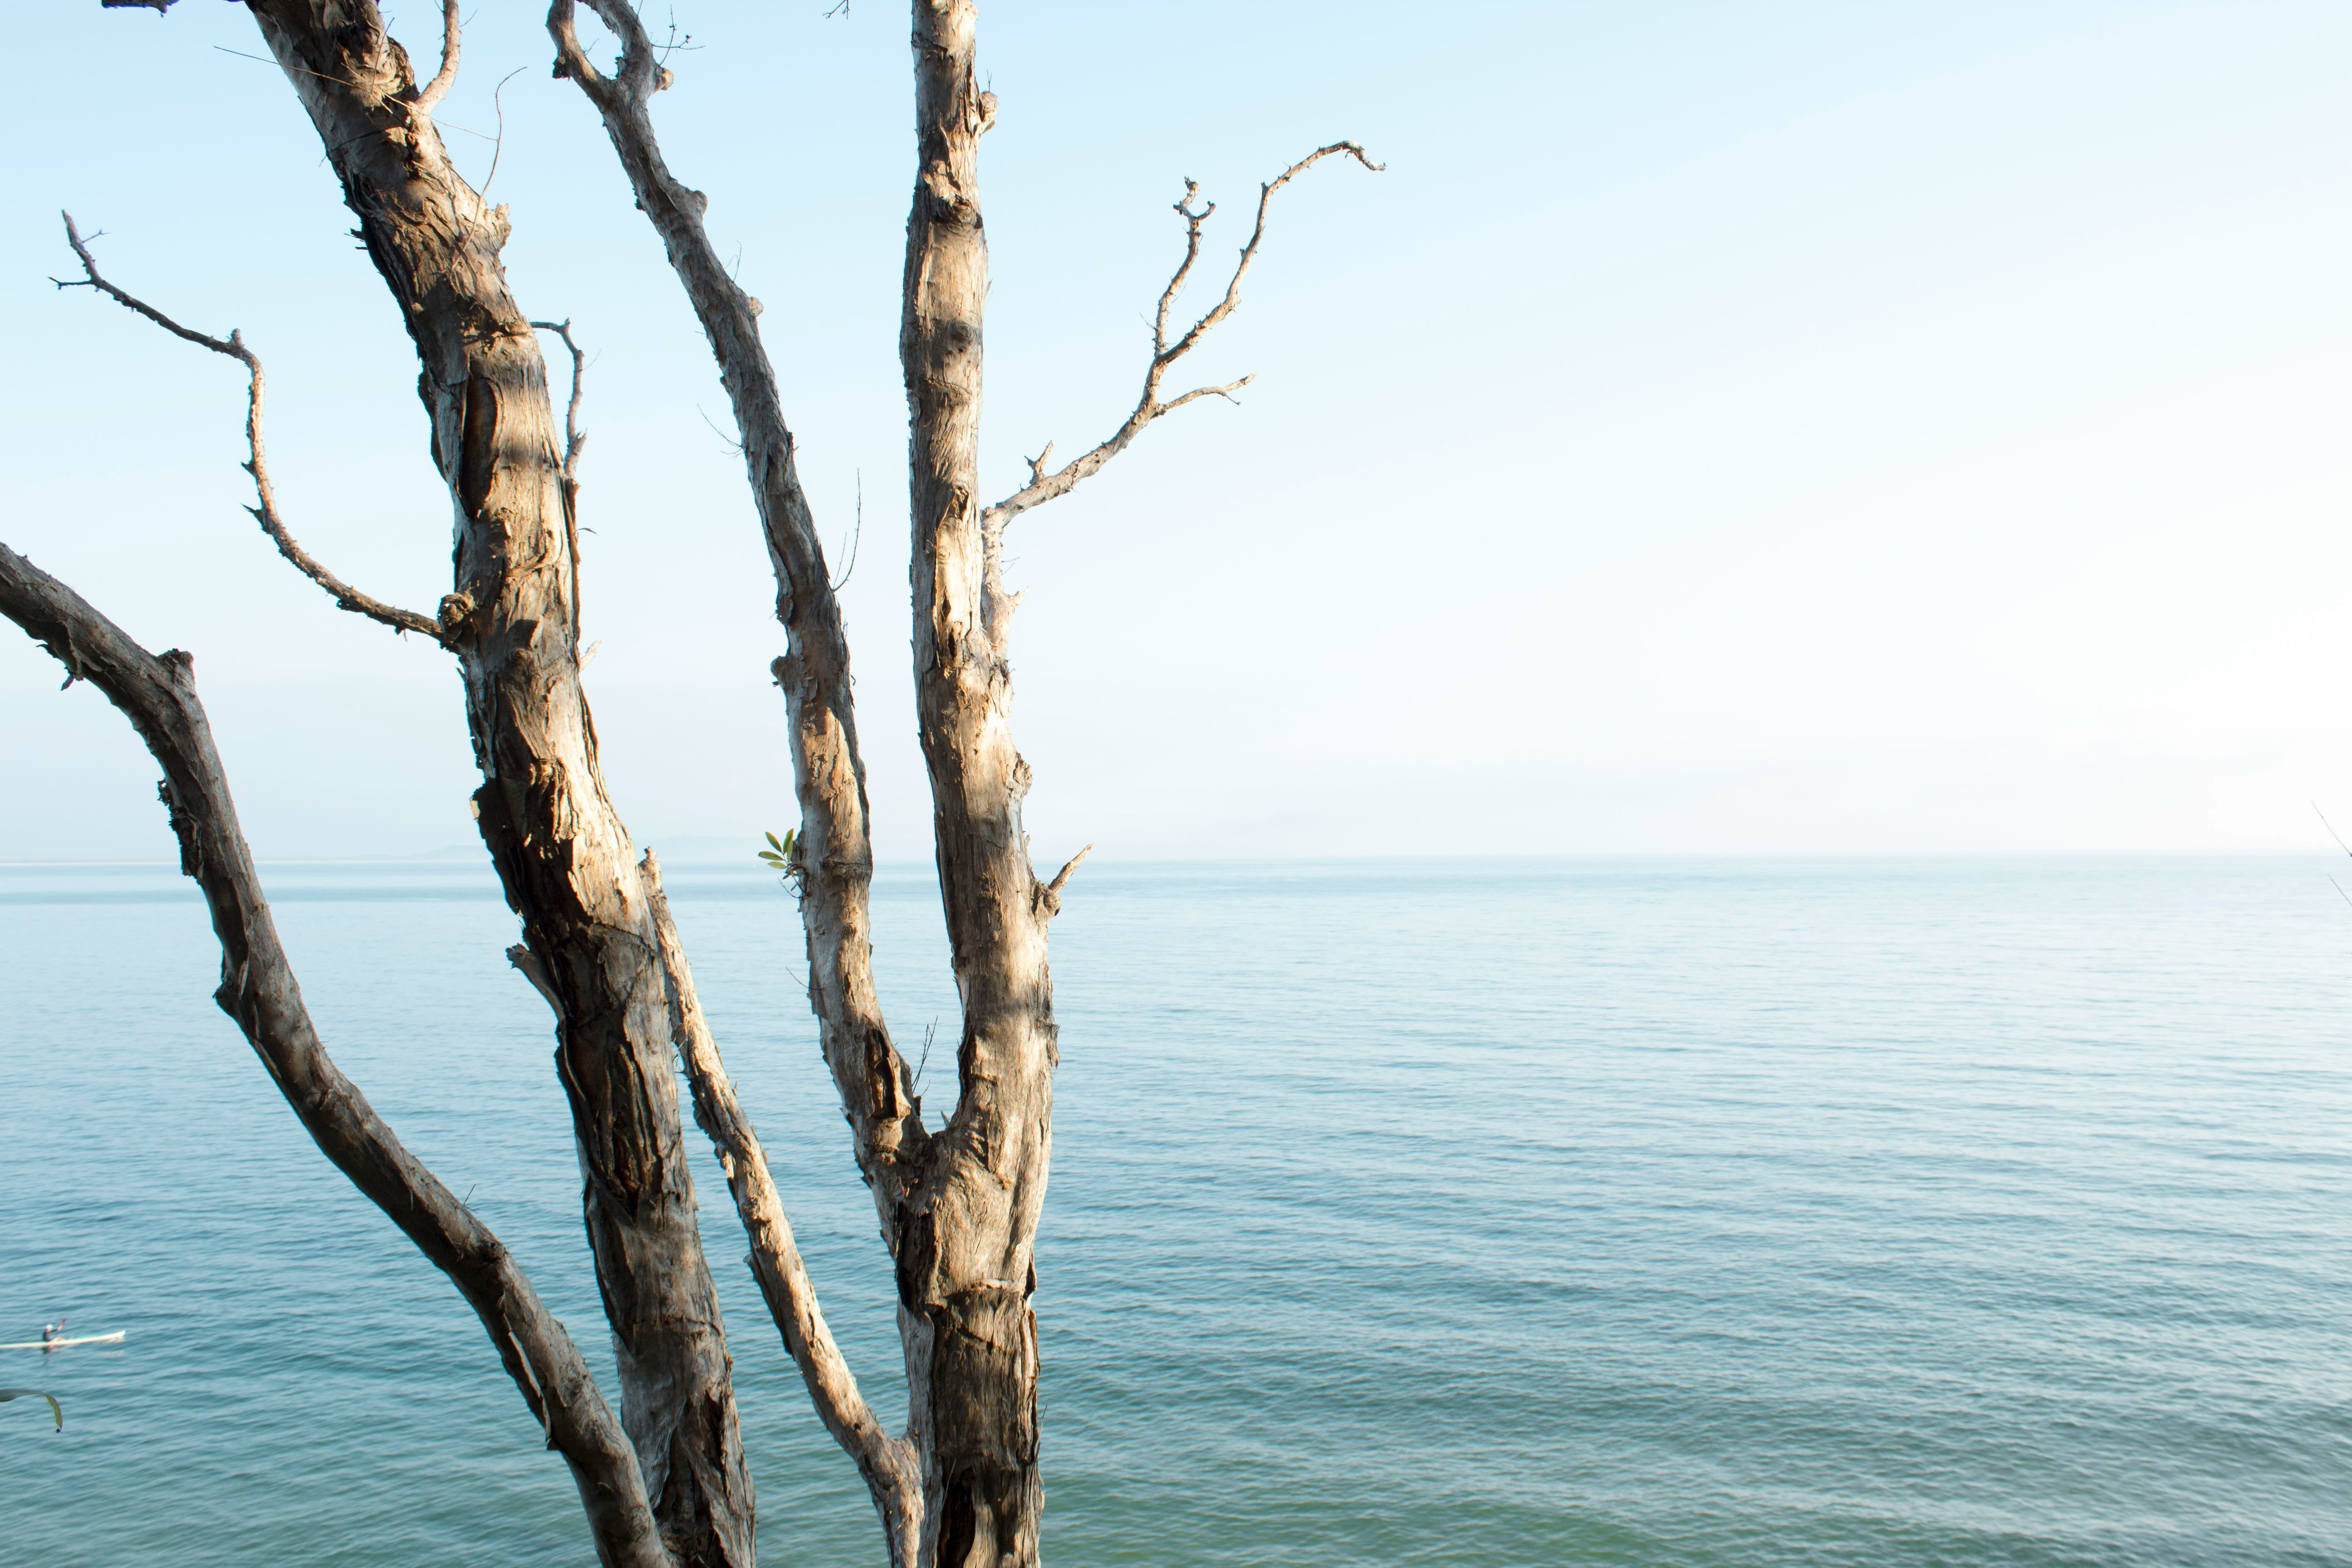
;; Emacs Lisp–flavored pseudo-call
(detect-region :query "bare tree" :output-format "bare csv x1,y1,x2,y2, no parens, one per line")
16,3,1375,1564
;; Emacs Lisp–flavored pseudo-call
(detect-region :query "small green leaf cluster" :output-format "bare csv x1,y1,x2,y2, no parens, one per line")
759,830,807,893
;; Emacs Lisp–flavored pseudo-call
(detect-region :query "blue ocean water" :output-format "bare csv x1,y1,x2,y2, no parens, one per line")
1,856,2347,1566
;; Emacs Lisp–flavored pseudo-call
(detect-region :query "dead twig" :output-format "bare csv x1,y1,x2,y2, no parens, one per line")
480,67,530,197
831,471,862,592
53,213,447,646
695,405,745,454
982,142,1382,532
2315,801,2351,859
530,318,590,644
1037,842,1093,918
2308,802,2352,910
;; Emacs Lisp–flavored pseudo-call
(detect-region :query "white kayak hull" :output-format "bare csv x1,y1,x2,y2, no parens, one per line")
0,1331,127,1350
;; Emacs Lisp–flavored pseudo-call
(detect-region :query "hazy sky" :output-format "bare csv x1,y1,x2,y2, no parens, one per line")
5,1,2350,862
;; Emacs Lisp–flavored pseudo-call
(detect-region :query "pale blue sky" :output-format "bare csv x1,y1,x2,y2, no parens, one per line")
5,1,2350,860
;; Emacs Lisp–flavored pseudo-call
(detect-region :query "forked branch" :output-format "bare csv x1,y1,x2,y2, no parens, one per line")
983,141,1383,530
534,318,590,488
54,213,448,646
0,539,668,1568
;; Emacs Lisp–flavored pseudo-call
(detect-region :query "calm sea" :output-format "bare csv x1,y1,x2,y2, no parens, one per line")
2,857,2347,1566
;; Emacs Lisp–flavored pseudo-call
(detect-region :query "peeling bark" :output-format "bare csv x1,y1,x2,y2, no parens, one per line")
546,0,930,1244
73,3,1373,1562
546,4,935,1558
0,542,671,1568
900,7,1054,1561
235,5,752,1562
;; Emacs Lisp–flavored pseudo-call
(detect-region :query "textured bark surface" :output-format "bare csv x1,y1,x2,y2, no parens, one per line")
238,6,752,1563
644,852,924,1567
546,4,936,1559
901,6,1054,1562
547,0,928,1233
76,5,1371,1563
545,8,1352,1563
0,542,672,1568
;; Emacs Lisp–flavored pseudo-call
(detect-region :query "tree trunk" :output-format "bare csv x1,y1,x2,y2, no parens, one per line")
241,6,752,1563
901,5,1058,1562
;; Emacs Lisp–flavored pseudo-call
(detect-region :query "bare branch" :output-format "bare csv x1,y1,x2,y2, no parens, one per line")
533,319,590,488
412,0,462,112
0,540,670,1568
480,67,530,199
546,0,927,1275
1157,375,1253,412
830,470,862,593
549,0,663,102
506,942,562,1014
1037,842,1094,918
1152,181,1213,361
1160,142,1385,369
54,214,448,646
641,852,921,1565
983,141,1382,531
2315,801,2351,860
1047,843,1094,896
531,318,590,644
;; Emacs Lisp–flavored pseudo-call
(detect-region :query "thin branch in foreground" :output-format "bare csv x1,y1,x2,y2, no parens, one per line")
532,319,590,491
531,318,591,644
831,471,862,592
0,540,667,1568
411,0,462,112
480,67,531,198
53,213,449,647
2314,801,2352,860
639,851,921,1565
982,142,1382,531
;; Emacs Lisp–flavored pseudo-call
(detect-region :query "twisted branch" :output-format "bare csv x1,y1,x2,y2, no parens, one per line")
53,213,448,646
982,141,1383,531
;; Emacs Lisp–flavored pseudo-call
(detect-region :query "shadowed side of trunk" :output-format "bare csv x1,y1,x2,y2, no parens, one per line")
240,5,752,1562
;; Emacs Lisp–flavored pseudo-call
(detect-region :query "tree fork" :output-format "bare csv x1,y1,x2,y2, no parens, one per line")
0,541,672,1568
238,4,753,1562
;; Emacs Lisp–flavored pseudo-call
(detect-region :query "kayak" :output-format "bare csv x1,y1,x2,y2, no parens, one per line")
0,1332,127,1350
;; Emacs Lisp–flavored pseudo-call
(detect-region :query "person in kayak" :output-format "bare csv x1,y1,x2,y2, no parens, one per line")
40,1318,64,1346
